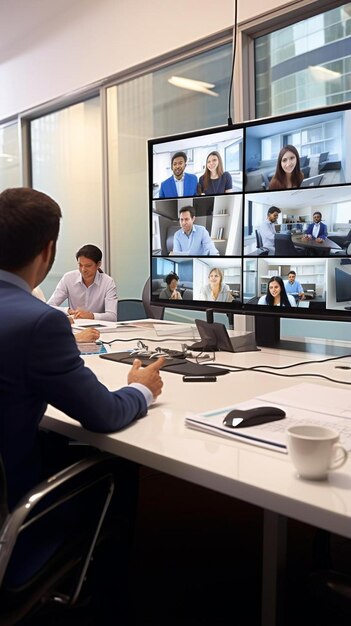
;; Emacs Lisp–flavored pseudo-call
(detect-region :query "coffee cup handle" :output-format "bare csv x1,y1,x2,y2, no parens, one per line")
330,444,348,470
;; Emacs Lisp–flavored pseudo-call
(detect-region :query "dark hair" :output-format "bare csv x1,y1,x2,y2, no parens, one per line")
265,276,292,307
76,244,103,272
201,151,224,192
288,270,296,276
313,211,322,218
267,206,281,216
165,272,179,285
0,187,61,271
269,145,303,190
179,206,195,218
171,151,187,165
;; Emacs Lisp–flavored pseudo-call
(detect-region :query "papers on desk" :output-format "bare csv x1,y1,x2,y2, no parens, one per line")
185,383,351,453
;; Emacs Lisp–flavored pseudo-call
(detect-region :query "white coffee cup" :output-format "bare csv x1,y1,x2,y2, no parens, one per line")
286,424,348,480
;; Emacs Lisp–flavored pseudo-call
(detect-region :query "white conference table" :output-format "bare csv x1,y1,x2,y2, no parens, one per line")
42,322,351,626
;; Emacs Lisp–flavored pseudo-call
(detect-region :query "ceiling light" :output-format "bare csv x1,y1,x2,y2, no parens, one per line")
309,66,341,81
168,75,218,96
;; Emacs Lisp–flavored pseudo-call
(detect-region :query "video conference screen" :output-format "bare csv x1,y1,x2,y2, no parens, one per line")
148,103,351,321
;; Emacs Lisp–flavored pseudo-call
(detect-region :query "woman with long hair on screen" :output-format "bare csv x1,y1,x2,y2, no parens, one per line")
198,151,233,195
199,268,233,302
268,145,304,190
258,276,296,307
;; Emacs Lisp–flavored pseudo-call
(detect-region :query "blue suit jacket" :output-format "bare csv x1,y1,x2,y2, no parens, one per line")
159,173,198,198
0,280,147,508
305,222,328,239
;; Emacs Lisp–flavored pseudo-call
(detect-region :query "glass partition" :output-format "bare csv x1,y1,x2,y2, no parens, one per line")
30,97,103,299
0,122,20,189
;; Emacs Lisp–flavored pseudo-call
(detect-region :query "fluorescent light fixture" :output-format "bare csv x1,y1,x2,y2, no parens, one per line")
168,75,218,96
309,65,341,81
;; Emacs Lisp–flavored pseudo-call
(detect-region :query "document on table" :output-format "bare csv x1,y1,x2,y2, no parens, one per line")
185,383,351,453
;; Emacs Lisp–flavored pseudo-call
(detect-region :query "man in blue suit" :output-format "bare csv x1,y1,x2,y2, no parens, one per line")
159,151,198,198
303,211,328,242
0,187,164,509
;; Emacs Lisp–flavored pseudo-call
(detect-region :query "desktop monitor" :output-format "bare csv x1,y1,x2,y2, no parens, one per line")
148,101,351,331
335,267,351,310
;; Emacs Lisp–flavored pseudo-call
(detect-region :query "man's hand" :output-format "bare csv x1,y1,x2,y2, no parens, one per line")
75,328,100,343
68,307,94,319
316,237,323,243
128,357,165,400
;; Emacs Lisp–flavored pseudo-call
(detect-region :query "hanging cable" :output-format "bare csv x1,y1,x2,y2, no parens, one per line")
228,0,238,126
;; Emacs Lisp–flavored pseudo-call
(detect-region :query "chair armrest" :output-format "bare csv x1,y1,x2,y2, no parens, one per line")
0,452,115,587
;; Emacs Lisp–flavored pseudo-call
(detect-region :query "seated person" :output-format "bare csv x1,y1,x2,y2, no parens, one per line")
159,151,198,198
199,268,233,302
259,206,281,254
198,151,232,195
159,272,182,300
258,276,296,307
48,244,117,321
268,145,304,190
171,207,219,256
33,286,101,342
284,271,305,301
303,212,328,242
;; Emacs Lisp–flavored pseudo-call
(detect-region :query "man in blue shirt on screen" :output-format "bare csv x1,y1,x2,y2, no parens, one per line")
159,151,198,198
284,271,305,301
171,207,219,256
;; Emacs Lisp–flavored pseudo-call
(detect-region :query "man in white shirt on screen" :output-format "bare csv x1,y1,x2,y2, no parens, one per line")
171,207,219,256
259,206,281,254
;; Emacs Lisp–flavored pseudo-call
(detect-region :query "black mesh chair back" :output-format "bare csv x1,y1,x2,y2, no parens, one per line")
0,453,116,626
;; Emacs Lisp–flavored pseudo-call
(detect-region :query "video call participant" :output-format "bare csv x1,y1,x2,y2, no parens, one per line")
159,151,198,198
303,211,328,242
198,151,233,195
259,206,281,254
284,271,305,301
48,244,117,321
268,145,304,190
171,207,220,256
199,267,234,302
159,272,182,300
258,276,296,307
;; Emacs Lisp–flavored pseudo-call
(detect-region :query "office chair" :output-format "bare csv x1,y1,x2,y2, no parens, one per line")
329,229,351,255
118,299,148,321
274,233,304,256
117,279,165,321
0,452,116,626
253,230,269,256
142,278,165,320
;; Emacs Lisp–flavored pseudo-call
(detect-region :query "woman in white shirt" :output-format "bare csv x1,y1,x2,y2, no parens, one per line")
199,268,233,303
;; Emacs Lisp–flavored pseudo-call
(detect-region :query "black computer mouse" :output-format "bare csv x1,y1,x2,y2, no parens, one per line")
223,406,286,428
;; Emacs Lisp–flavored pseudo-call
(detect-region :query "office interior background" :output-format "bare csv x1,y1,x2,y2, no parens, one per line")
0,0,350,342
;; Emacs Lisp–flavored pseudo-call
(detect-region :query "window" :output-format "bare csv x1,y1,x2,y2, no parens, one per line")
254,3,351,117
0,122,20,189
106,43,232,298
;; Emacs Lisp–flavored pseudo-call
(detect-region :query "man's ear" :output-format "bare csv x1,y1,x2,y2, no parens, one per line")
42,240,54,263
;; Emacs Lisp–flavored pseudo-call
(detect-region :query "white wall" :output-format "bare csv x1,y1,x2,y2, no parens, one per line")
0,0,294,120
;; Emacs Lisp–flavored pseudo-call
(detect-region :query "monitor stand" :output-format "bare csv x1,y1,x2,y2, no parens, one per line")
254,315,350,356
